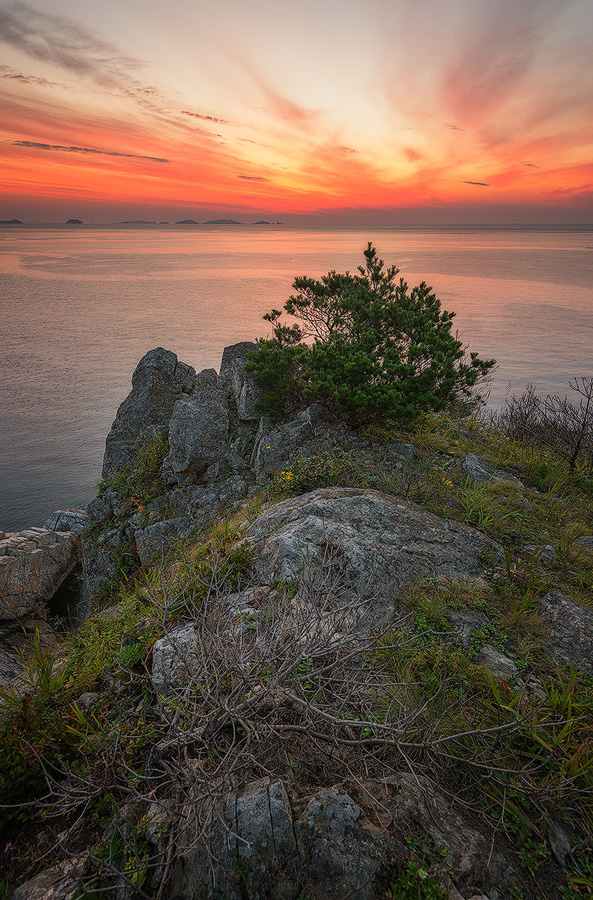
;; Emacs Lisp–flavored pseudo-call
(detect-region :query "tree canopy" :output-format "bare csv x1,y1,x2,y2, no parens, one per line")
248,243,495,425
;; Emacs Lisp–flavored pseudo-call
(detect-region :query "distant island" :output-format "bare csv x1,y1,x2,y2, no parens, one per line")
159,221,170,225
0,218,23,225
254,220,271,225
117,220,157,225
175,218,242,225
202,218,241,225
66,218,83,225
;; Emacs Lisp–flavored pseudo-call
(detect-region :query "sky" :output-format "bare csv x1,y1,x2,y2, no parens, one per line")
0,0,592,224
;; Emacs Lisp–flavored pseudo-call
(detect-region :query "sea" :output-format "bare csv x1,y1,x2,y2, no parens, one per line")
0,224,591,532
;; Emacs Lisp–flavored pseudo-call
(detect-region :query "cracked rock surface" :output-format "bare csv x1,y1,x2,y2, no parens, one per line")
0,527,80,619
245,487,504,618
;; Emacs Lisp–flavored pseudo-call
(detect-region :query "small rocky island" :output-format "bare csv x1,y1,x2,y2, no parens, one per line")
1,342,592,900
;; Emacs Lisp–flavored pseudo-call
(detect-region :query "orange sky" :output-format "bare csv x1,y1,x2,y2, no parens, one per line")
1,0,592,223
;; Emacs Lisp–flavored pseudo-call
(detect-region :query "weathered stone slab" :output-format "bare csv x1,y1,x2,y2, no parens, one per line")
0,528,80,619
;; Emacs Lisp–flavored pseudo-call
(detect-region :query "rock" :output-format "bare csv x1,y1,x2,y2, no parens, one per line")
12,858,83,900
179,774,518,899
164,389,229,482
181,778,297,900
0,641,23,690
450,610,493,649
151,623,198,696
76,691,99,709
385,442,415,462
250,408,359,485
478,645,518,680
245,488,503,619
540,591,593,675
85,490,122,525
250,415,311,482
521,544,556,565
575,534,593,551
195,367,218,390
217,340,258,395
229,355,263,421
102,348,195,480
379,774,518,897
181,778,387,900
0,528,80,619
81,524,129,598
294,789,387,899
44,509,87,533
461,453,523,487
218,474,248,507
548,820,572,867
134,517,194,564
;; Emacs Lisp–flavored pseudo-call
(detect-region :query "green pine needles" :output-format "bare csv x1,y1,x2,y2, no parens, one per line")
247,243,495,426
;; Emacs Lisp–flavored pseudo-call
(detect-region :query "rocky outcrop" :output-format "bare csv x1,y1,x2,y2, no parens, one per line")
177,775,518,900
0,527,80,619
217,340,257,395
540,590,593,674
245,487,503,617
164,388,229,483
102,348,195,480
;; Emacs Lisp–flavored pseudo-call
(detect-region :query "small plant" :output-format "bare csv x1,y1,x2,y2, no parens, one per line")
460,481,494,528
389,859,448,899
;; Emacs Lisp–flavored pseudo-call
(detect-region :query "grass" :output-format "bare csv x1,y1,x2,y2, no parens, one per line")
2,406,592,899
95,427,170,523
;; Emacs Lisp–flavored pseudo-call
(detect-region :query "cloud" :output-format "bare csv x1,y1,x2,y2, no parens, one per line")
463,180,490,186
404,147,424,162
0,1,142,88
335,145,358,154
0,63,61,87
238,175,269,182
522,161,539,167
437,0,568,131
181,110,229,125
12,140,168,162
445,123,464,131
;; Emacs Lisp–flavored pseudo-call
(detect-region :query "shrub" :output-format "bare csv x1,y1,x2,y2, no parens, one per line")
495,378,593,472
248,244,495,425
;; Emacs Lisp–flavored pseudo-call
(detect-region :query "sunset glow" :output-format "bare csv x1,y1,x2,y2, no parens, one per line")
1,0,592,223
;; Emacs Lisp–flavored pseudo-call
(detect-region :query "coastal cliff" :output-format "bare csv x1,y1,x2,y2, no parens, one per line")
1,344,592,900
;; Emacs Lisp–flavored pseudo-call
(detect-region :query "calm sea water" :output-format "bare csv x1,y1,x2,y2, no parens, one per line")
0,224,591,532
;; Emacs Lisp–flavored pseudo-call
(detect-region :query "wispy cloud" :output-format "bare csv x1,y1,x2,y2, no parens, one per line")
181,110,229,125
0,2,140,88
0,62,61,87
13,140,168,162
238,175,269,182
445,123,464,132
463,180,489,186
